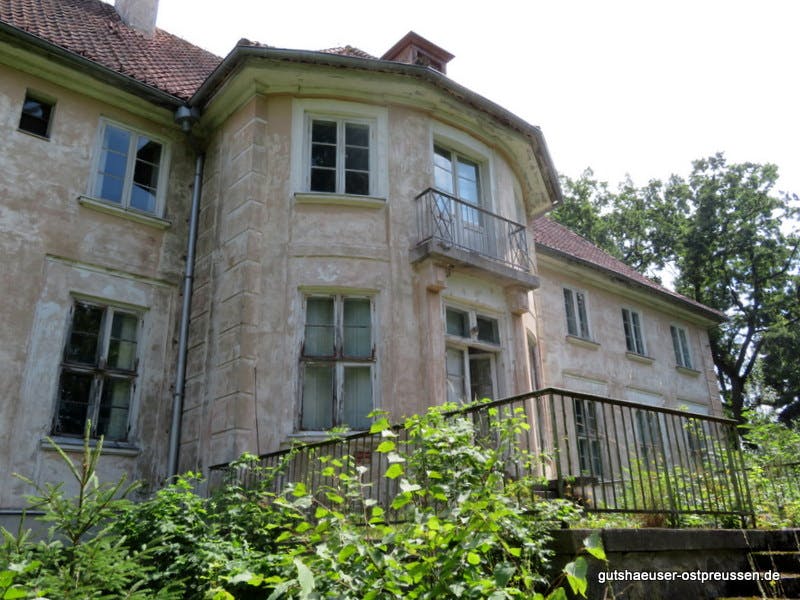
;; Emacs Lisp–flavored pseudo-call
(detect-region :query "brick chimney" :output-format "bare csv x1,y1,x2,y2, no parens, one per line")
381,31,454,74
115,0,159,36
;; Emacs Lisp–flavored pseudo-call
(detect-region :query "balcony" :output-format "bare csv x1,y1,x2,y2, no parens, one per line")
410,188,539,289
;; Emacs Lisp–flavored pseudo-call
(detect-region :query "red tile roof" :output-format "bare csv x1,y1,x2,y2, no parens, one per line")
319,45,377,60
0,0,221,100
533,216,724,320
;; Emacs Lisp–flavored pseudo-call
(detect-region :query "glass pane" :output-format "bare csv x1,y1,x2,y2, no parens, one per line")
446,347,466,404
344,171,369,195
679,329,692,368
631,311,644,354
342,366,372,430
670,326,682,365
304,297,334,356
65,304,103,364
469,354,494,401
311,143,337,167
476,316,499,344
301,364,333,430
345,122,369,147
312,120,337,144
55,371,93,435
108,312,138,370
456,157,479,204
445,308,468,337
622,309,634,352
345,146,369,171
343,298,371,358
433,146,453,193
130,184,157,213
564,289,577,336
100,150,128,178
104,125,130,154
310,168,336,192
576,292,590,338
98,174,124,203
97,378,131,441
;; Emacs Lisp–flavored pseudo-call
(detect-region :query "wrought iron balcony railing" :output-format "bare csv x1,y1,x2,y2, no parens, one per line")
414,188,532,272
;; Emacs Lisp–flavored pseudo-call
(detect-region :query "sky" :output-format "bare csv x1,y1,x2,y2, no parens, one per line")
152,0,800,197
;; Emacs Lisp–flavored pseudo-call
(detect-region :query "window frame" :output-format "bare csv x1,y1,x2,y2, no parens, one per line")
299,293,376,431
621,307,647,356
306,116,375,196
52,299,142,442
670,325,693,369
291,99,388,201
563,287,592,340
18,90,55,139
443,304,502,403
573,397,604,477
89,118,170,218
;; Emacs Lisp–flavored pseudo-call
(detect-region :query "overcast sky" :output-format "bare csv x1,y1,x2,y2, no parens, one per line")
153,0,800,197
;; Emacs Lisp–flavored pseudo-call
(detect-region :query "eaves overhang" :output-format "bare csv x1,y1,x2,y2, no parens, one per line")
536,244,727,326
190,44,563,213
0,20,185,111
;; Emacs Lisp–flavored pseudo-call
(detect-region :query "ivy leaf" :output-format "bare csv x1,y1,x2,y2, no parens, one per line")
583,532,606,561
564,557,588,597
294,558,315,599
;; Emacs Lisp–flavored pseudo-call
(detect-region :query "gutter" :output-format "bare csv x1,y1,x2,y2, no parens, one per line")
167,109,204,479
191,45,563,206
0,21,185,109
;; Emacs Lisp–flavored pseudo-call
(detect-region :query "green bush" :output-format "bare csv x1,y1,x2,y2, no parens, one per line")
1,406,596,599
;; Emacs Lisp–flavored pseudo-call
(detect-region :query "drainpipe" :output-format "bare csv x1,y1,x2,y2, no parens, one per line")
168,106,203,480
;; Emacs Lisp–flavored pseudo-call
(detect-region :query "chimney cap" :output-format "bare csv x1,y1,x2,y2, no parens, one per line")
381,31,454,74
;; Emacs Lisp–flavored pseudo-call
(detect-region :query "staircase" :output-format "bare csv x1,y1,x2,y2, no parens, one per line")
718,550,800,599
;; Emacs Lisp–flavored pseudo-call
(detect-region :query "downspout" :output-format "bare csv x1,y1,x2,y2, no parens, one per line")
168,106,203,480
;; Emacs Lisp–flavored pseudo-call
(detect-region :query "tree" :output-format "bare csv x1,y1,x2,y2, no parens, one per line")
551,154,800,423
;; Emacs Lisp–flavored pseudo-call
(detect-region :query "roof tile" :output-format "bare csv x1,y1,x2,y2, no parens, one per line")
0,0,221,99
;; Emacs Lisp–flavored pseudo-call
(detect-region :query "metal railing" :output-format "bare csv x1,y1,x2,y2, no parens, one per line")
414,187,532,272
210,388,755,526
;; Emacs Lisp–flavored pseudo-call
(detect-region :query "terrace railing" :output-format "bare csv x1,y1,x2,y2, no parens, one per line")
210,388,755,526
414,188,532,272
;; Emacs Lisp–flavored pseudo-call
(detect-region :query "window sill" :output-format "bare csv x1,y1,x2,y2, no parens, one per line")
294,192,386,209
17,128,51,141
78,195,171,230
565,335,600,350
625,352,654,365
676,365,701,377
41,436,141,457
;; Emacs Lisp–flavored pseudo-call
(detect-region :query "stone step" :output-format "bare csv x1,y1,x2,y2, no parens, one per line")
750,551,800,573
725,572,800,599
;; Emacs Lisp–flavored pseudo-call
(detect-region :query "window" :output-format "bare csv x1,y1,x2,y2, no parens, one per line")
53,301,140,441
300,295,374,430
444,306,501,403
308,118,372,195
563,288,591,339
19,91,54,138
621,308,646,355
574,397,603,476
92,121,166,215
670,325,693,369
434,145,481,205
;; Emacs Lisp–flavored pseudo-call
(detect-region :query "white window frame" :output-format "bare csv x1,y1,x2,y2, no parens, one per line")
53,298,142,441
621,307,647,356
563,287,592,340
670,325,693,369
443,304,502,403
291,99,388,199
89,118,170,217
299,293,376,431
306,116,374,196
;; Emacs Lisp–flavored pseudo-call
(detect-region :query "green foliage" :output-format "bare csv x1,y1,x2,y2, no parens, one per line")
1,407,596,599
553,154,800,422
741,412,800,527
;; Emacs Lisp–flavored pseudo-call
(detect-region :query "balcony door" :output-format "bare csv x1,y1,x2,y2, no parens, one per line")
433,145,489,255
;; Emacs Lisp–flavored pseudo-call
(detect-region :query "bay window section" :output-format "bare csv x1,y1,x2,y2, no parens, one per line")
300,295,374,430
